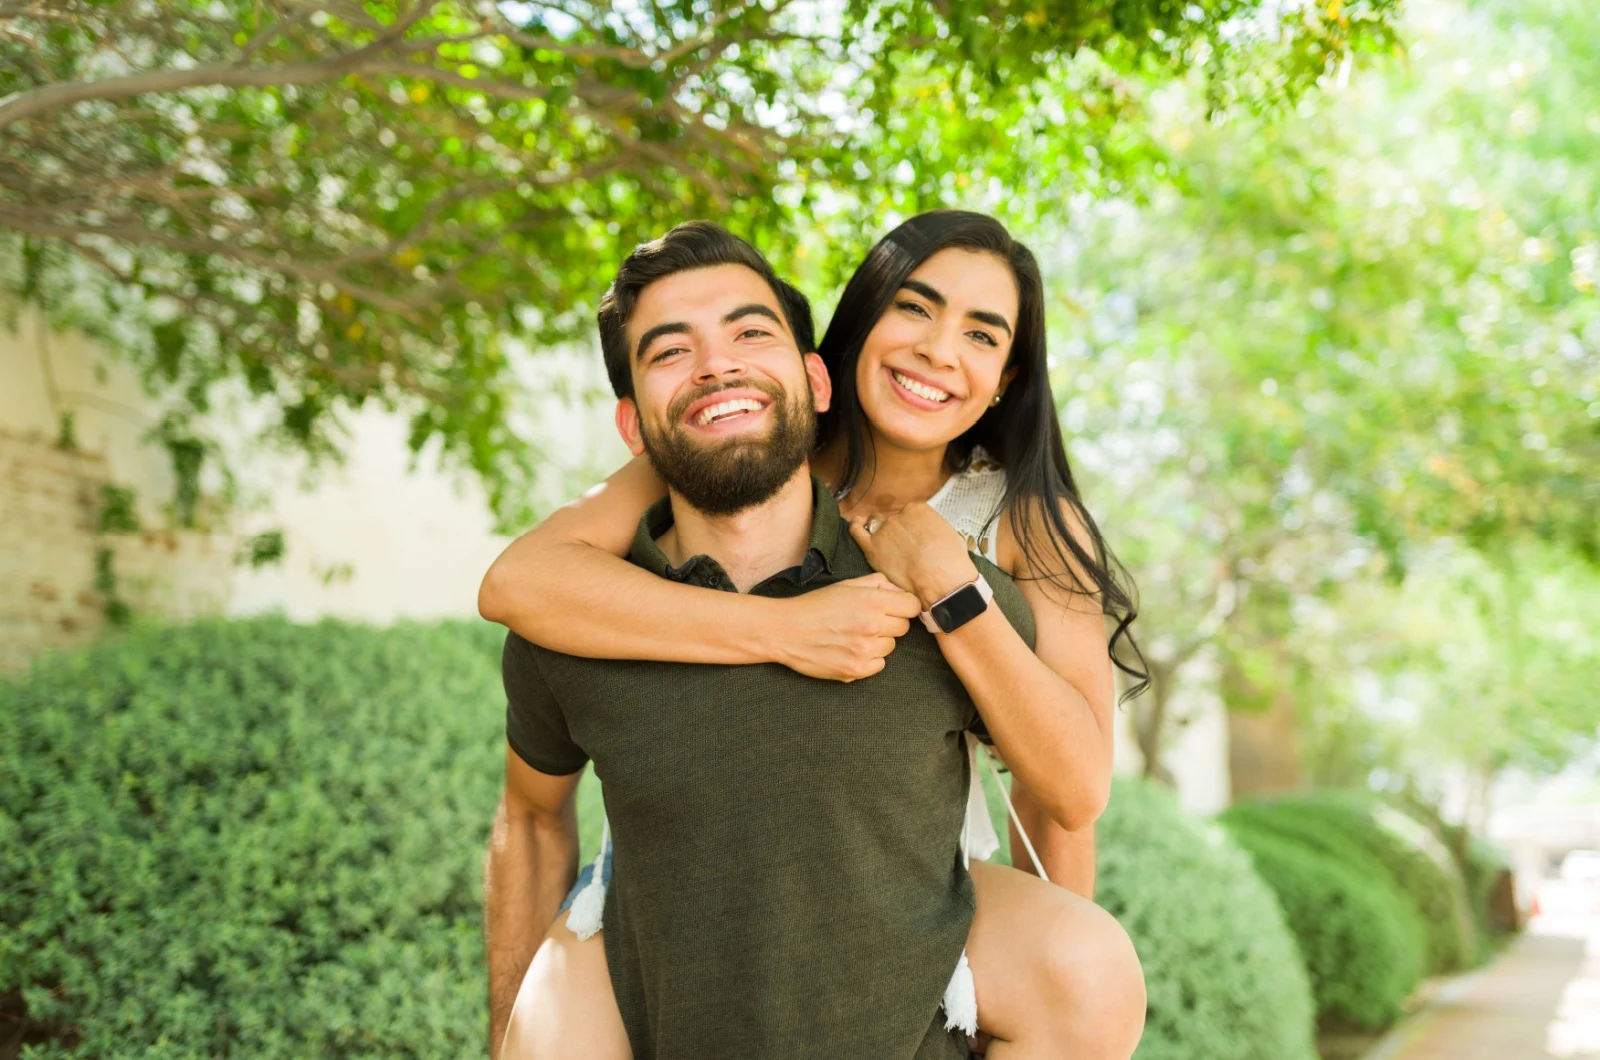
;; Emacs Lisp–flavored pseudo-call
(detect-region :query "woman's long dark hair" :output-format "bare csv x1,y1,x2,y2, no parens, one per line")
817,210,1148,700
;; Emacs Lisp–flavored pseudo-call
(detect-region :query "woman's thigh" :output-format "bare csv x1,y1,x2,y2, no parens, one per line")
966,860,1145,1055
501,920,631,1060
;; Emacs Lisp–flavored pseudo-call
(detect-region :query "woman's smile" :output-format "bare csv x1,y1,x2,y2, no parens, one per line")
885,365,962,410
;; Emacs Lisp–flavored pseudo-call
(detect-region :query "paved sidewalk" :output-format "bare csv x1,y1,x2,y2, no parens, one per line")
1368,919,1600,1060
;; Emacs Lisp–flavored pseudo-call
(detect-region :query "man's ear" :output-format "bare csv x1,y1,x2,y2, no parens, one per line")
803,352,832,414
615,397,647,457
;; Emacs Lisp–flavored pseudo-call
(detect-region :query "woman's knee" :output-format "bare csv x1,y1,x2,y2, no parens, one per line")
1038,899,1146,1046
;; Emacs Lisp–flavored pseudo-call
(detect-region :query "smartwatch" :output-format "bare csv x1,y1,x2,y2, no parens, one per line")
919,572,994,634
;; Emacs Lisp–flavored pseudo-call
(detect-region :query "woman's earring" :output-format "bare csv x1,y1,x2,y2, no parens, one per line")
991,392,1003,406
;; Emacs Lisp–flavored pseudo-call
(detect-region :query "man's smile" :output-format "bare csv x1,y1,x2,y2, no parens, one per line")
679,388,775,435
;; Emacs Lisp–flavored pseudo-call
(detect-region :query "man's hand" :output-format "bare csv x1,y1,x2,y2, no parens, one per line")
770,574,921,682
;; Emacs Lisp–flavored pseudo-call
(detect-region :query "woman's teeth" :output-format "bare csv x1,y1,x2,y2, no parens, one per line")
892,370,952,403
696,398,764,426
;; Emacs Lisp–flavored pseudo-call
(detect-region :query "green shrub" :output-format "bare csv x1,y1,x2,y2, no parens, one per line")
4,618,1311,1059
1221,822,1426,1030
1385,794,1514,943
1097,780,1317,1060
1461,834,1514,936
1,618,511,1058
1223,793,1477,973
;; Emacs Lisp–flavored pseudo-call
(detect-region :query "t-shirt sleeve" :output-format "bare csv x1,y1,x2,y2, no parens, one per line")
502,632,589,776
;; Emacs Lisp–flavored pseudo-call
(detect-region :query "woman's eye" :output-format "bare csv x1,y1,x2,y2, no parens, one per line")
896,300,931,318
967,331,998,347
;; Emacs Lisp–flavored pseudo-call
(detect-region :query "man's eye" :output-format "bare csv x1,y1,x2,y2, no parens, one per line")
652,347,686,363
738,328,771,340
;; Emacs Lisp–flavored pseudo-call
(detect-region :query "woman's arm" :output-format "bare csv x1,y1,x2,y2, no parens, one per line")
1009,780,1096,899
479,456,922,680
848,501,1114,832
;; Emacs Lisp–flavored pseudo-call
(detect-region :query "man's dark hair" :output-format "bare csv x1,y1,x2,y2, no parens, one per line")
597,221,814,399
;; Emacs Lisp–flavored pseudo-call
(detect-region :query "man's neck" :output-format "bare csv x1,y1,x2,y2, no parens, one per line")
658,469,816,592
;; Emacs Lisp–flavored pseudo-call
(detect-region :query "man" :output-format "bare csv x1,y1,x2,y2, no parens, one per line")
483,222,1034,1059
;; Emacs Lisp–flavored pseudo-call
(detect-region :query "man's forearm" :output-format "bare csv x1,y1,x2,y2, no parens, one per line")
485,796,579,1058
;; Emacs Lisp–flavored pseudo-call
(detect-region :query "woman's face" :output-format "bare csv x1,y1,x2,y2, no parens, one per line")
854,247,1019,454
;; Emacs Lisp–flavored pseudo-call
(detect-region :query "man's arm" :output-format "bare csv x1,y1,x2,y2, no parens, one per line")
485,745,583,1058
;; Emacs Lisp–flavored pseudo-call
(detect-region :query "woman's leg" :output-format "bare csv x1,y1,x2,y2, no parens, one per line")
501,920,631,1060
966,860,1146,1060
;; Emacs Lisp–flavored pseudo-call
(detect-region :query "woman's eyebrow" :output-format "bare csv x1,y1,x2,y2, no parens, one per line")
899,279,946,306
967,309,1013,337
902,278,1013,336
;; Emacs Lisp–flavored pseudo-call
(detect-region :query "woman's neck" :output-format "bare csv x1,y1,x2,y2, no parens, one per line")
816,431,951,517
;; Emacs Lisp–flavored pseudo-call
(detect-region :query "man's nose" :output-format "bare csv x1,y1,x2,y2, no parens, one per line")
691,340,749,384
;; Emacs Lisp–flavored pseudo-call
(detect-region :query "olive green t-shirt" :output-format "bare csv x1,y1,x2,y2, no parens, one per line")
502,478,1034,1060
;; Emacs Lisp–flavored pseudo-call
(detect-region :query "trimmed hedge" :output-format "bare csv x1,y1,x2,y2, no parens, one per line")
1,618,507,1058
1097,781,1317,1060
1223,793,1477,973
1221,822,1425,1030
6,619,1315,1059
1386,795,1515,943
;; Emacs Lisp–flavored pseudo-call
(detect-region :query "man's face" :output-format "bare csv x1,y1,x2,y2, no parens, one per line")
616,264,831,516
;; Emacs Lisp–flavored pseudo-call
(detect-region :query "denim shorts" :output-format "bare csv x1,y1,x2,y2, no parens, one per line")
557,845,614,913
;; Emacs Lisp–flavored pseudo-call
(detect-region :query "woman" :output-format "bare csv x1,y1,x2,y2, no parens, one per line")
482,211,1147,1059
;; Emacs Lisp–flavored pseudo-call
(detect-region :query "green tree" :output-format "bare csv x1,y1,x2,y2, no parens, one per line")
1038,0,1598,774
2,0,1396,527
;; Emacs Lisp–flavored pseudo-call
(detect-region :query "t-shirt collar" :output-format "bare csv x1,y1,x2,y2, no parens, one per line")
630,476,839,592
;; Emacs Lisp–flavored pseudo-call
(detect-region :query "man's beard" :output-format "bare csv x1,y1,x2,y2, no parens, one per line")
638,381,816,517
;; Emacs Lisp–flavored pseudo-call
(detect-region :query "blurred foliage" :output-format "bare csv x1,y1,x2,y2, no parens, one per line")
2,0,1396,530
1223,822,1425,1031
1096,778,1317,1060
1221,791,1477,973
1043,0,1599,775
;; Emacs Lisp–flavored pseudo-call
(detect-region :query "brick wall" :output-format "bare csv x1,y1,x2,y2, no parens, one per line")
0,430,234,673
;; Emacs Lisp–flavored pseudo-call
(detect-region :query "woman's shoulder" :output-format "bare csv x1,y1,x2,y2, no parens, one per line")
928,447,1008,562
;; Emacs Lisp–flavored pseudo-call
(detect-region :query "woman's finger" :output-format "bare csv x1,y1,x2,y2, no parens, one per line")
847,519,875,553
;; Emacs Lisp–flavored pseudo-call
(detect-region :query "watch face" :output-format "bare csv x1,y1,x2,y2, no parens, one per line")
931,584,988,633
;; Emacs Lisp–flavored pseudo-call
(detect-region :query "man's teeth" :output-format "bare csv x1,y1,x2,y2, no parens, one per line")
893,371,952,403
695,398,764,426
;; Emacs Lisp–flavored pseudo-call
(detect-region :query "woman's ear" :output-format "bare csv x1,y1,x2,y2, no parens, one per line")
615,398,647,457
804,352,833,414
996,365,1019,401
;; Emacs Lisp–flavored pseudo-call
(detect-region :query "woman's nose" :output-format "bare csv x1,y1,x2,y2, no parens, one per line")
913,329,960,369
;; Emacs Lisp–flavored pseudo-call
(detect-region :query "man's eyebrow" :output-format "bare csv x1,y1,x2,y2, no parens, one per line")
901,278,1013,336
635,321,691,361
722,303,785,329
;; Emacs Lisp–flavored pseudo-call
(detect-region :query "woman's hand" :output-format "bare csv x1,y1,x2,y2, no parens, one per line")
770,574,923,682
848,502,981,608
